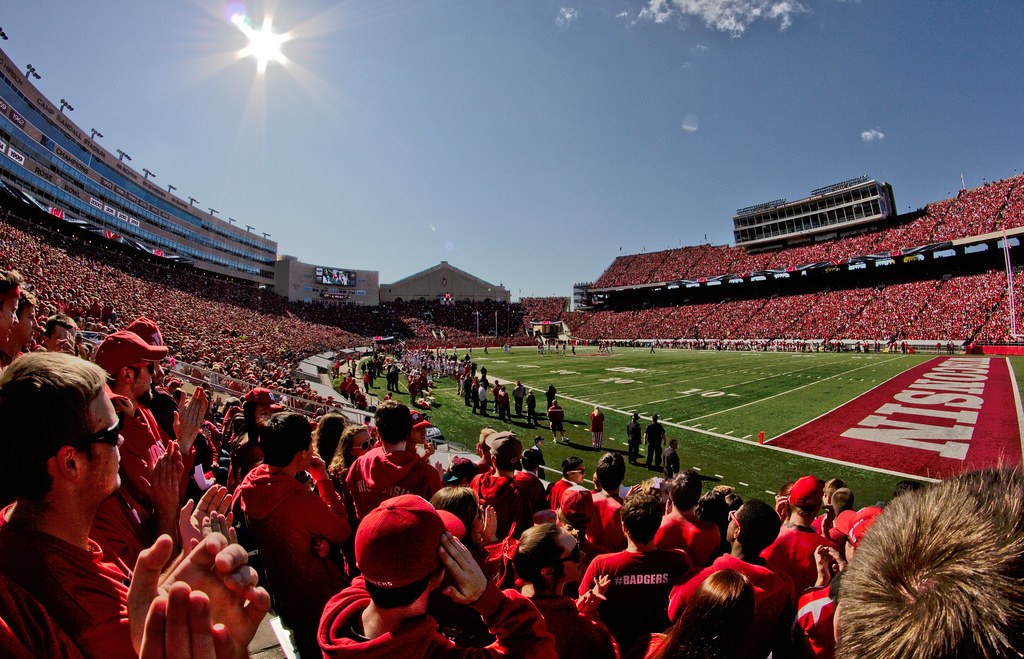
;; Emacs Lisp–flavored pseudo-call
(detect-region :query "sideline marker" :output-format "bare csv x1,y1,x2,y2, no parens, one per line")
758,431,764,445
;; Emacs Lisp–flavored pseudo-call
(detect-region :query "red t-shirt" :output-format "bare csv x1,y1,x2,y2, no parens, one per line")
669,554,795,659
546,478,574,511
654,510,721,569
529,595,617,659
0,522,133,658
587,492,626,553
345,446,443,519
589,411,604,433
761,526,837,595
578,548,693,652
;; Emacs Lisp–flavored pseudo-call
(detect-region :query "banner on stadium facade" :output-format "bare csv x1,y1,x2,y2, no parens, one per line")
153,249,164,257
6,147,24,165
49,207,64,219
103,230,122,242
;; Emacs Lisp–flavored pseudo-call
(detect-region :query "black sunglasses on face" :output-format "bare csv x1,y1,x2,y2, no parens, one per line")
78,419,123,448
562,541,582,563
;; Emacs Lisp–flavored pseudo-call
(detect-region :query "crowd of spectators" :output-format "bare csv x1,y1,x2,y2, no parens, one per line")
564,270,1015,345
591,175,1024,290
1,340,1019,658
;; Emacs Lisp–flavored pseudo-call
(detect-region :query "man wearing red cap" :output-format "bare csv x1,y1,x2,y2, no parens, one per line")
346,400,442,519
317,494,557,657
94,331,206,510
762,475,838,595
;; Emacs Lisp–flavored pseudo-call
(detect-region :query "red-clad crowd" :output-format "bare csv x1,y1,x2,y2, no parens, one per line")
0,190,1023,657
592,175,1024,290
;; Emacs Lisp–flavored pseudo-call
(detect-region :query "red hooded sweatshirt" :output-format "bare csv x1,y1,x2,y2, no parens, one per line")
471,472,532,540
238,464,351,629
345,446,443,519
317,577,558,658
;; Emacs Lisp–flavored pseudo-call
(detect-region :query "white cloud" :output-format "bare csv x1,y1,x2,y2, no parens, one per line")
557,7,580,28
681,114,699,132
639,0,808,36
616,11,630,19
693,44,709,52
861,128,885,142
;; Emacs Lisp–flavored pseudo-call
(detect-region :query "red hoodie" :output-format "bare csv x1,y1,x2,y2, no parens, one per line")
471,472,532,540
238,464,351,629
318,577,558,658
346,446,443,519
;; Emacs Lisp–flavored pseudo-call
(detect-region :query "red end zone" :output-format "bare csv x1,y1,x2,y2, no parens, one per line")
769,357,1023,480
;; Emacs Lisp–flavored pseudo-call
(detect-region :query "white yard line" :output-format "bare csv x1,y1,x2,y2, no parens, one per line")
1006,357,1024,461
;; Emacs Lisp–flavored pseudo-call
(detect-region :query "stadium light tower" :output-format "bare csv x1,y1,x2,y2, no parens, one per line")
116,149,131,162
245,225,254,232
59,99,74,113
262,232,271,239
0,28,8,40
167,184,177,193
227,217,236,225
90,128,103,140
142,168,155,180
24,64,40,80
208,208,219,216
187,196,199,206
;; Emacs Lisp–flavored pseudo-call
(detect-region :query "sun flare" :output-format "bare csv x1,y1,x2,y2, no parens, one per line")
232,13,289,73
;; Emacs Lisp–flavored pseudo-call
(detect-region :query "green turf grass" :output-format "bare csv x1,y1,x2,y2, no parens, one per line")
413,346,982,508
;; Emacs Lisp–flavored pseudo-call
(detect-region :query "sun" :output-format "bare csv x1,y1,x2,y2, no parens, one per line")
232,13,289,73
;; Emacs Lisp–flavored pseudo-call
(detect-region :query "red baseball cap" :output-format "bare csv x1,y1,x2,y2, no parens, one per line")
410,409,432,429
436,510,466,541
789,475,824,508
243,388,284,410
125,317,163,347
94,331,168,377
355,495,446,588
847,507,884,548
560,486,594,527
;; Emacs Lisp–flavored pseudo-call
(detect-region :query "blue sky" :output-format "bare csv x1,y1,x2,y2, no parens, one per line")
4,1,1023,299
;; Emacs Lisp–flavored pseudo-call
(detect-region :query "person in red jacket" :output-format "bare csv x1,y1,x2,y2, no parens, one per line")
548,400,566,443
346,400,443,519
655,470,721,568
471,431,532,540
238,411,351,657
514,523,617,659
317,494,558,658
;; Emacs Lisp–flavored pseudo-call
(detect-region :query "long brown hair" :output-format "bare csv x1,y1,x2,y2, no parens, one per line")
653,569,754,659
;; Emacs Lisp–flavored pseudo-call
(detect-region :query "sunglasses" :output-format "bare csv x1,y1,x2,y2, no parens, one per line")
562,540,583,563
359,440,372,452
728,509,741,531
78,419,124,449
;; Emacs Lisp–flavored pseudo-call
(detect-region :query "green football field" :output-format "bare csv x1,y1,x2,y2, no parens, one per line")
410,347,1024,507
